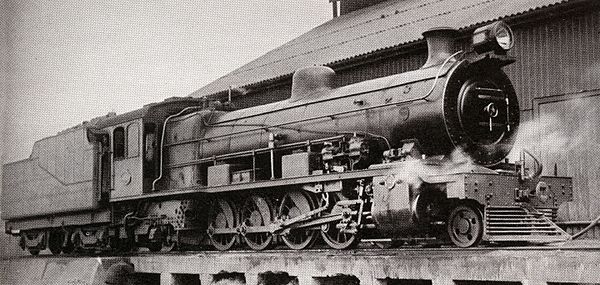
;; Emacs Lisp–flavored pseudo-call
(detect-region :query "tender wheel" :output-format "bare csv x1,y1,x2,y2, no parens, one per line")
22,232,44,256
28,248,40,256
208,198,238,251
48,231,65,255
320,194,359,249
241,195,275,250
117,237,135,253
62,234,75,254
447,204,483,248
278,191,319,250
72,232,84,253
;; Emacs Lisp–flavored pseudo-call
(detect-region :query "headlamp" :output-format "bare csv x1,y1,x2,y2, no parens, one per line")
472,21,514,54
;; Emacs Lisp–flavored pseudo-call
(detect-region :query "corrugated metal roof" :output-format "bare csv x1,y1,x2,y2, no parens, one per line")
191,0,572,98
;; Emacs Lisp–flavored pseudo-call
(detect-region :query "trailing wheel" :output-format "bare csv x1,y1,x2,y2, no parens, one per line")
278,191,319,250
207,198,238,251
241,195,275,250
447,204,483,248
147,237,162,252
160,224,177,252
320,193,360,249
161,237,177,252
48,230,66,255
147,224,177,252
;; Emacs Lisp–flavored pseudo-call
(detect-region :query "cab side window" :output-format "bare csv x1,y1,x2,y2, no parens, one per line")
144,125,156,163
127,123,139,157
113,127,125,159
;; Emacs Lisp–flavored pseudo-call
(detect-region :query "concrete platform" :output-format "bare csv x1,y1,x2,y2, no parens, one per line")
2,246,600,285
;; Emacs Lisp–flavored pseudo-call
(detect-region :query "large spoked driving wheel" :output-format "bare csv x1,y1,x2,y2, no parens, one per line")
241,195,275,250
321,193,359,249
208,198,238,251
447,204,483,248
278,191,318,250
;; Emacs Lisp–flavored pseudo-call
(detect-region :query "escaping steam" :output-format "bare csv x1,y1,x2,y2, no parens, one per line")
390,95,599,188
389,148,476,189
511,98,600,161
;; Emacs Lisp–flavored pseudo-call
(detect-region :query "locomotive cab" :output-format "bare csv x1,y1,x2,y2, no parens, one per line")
93,97,204,199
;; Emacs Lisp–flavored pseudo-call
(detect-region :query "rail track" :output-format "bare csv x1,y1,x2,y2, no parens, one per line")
4,241,600,285
6,240,600,260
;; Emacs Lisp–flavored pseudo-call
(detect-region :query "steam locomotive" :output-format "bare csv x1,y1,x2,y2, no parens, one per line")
2,21,573,255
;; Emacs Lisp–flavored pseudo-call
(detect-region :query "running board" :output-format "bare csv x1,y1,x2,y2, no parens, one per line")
484,206,571,243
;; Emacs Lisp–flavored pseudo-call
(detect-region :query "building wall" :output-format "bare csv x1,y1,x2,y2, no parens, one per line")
507,10,600,110
229,8,600,235
334,49,428,87
505,10,600,238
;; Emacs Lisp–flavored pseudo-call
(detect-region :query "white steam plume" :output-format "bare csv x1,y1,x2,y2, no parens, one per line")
390,148,475,189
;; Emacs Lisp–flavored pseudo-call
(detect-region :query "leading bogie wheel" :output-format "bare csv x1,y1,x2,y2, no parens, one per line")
208,198,239,251
278,191,319,250
161,224,178,252
241,195,275,250
447,203,483,248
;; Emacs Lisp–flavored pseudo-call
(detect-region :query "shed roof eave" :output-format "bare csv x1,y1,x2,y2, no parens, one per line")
191,0,595,99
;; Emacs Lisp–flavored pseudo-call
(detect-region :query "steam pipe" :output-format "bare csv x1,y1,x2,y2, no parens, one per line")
166,51,463,147
153,51,463,189
151,106,205,191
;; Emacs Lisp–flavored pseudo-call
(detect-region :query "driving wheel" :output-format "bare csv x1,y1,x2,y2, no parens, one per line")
208,198,238,251
241,195,275,250
278,191,318,250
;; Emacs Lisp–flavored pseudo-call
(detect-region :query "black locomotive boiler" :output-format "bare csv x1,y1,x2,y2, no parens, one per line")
2,21,573,255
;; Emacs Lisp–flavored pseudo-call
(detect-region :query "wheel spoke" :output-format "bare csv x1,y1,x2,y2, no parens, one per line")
279,191,318,250
241,195,274,250
208,198,238,251
321,193,359,250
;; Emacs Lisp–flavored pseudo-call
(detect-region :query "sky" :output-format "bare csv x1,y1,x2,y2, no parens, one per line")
1,0,331,163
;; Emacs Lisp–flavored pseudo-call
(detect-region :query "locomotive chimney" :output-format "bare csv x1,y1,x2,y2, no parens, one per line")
421,27,459,69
